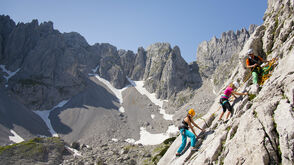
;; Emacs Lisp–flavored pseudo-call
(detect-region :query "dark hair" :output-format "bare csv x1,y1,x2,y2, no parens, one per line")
186,114,192,121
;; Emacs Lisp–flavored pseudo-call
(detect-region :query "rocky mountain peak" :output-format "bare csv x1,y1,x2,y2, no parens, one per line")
0,15,15,36
159,0,294,164
196,26,254,79
249,24,258,34
0,15,203,110
130,47,147,80
143,42,201,99
63,32,89,48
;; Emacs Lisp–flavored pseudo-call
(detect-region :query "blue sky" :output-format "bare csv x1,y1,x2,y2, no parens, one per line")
1,0,267,63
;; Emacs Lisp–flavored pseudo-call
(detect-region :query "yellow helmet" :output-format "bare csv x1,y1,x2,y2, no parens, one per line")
188,109,195,117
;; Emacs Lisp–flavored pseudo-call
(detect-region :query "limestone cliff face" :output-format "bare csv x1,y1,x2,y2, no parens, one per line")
196,26,256,93
159,0,294,164
0,17,100,110
130,47,147,80
143,43,201,99
0,15,201,110
196,26,256,78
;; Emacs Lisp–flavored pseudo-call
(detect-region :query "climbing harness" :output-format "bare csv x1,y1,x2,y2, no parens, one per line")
243,57,278,86
258,57,278,86
184,57,279,163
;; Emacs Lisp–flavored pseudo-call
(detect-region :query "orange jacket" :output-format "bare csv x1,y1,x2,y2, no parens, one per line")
246,56,263,67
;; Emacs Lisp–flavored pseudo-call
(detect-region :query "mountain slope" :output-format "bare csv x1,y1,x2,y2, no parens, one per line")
196,26,256,79
0,88,51,145
159,0,294,164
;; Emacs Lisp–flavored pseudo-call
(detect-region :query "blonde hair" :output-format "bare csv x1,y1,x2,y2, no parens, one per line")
229,82,237,89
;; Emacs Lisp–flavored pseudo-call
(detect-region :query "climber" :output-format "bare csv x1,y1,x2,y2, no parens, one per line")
219,82,248,121
176,109,204,157
245,49,268,84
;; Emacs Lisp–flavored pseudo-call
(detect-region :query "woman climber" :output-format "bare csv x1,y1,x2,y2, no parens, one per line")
219,81,248,121
176,109,204,157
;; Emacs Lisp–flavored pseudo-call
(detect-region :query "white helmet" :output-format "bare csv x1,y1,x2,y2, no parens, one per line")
247,49,253,55
233,81,239,88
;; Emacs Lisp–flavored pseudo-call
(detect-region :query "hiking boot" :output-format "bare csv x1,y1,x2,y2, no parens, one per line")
218,120,224,124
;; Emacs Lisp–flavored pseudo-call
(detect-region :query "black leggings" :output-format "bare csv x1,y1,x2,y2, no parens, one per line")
220,98,232,113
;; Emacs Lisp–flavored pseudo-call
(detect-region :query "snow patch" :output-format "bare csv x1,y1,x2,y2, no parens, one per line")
127,77,173,120
151,114,155,119
0,65,21,81
89,65,130,113
65,146,82,157
34,100,69,137
125,138,136,144
9,130,24,143
112,138,119,142
92,65,99,73
126,125,178,145
0,65,21,87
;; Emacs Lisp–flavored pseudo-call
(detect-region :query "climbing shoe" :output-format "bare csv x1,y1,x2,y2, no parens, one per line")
218,120,224,124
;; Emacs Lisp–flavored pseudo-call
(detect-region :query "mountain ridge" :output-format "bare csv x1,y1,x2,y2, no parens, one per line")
0,12,265,164
159,0,294,164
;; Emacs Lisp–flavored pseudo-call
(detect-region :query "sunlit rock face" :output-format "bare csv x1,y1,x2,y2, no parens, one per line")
159,0,294,164
196,26,256,79
142,42,201,100
196,25,256,92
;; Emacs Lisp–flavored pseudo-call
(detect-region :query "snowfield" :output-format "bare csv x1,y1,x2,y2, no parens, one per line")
34,100,69,137
89,65,130,113
9,130,24,143
135,125,178,145
124,125,178,145
127,77,174,120
34,65,177,146
0,65,21,87
90,67,176,145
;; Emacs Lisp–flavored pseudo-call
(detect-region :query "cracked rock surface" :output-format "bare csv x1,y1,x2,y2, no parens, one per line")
159,0,294,164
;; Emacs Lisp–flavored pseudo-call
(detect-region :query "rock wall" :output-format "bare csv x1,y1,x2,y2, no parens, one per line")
143,43,201,99
0,16,202,110
196,26,255,78
196,25,257,92
159,0,294,164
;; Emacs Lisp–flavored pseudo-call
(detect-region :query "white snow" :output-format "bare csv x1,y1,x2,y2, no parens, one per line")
65,146,82,157
92,65,99,73
125,138,136,144
0,65,21,87
94,75,130,113
151,114,155,119
34,100,69,137
90,68,177,145
112,138,119,142
126,77,173,120
9,130,24,143
0,65,21,81
89,65,130,113
125,125,178,145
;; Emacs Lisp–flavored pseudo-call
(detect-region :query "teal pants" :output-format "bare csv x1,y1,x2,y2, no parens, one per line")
252,66,270,84
177,129,196,154
252,71,259,84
